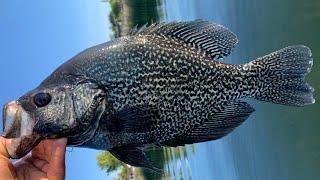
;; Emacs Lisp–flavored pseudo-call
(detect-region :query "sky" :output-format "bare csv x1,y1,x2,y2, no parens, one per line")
0,1,112,179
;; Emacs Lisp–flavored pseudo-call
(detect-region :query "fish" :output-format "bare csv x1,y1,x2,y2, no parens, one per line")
2,20,315,171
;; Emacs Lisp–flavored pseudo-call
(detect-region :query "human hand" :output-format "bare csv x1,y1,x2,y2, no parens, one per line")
0,137,67,180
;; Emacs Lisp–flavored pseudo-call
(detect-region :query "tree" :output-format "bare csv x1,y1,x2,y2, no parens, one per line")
96,151,123,174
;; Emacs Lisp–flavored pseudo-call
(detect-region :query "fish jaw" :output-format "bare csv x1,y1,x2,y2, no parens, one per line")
2,101,42,158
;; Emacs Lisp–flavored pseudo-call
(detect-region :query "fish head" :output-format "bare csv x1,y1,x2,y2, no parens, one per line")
2,81,106,158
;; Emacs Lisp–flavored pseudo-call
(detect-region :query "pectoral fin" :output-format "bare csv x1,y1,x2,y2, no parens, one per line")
106,105,159,133
163,101,255,147
109,147,161,172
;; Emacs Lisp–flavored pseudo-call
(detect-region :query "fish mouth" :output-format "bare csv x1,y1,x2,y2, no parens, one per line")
2,101,42,159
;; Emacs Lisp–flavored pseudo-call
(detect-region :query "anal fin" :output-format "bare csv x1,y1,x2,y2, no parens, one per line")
163,101,255,147
109,147,161,172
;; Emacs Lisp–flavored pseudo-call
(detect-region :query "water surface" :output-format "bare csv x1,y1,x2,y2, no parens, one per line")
110,0,320,179
160,0,320,179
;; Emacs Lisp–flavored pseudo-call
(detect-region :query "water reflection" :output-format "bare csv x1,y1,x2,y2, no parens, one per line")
99,0,320,179
97,145,195,179
106,0,163,37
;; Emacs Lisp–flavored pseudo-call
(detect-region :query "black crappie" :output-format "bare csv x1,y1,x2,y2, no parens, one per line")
2,20,314,171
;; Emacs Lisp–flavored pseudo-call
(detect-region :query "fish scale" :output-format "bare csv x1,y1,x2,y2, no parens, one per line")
64,34,255,146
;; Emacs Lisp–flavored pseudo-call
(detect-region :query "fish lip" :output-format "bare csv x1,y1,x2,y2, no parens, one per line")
2,101,21,138
2,103,5,132
2,101,42,158
2,101,36,138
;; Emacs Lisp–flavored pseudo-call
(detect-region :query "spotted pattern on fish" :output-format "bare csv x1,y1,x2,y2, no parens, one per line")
60,34,258,147
42,20,314,149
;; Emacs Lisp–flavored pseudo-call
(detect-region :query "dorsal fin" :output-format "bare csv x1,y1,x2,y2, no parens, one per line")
132,20,238,60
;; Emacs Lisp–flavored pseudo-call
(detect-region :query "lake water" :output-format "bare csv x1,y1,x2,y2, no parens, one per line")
138,0,319,179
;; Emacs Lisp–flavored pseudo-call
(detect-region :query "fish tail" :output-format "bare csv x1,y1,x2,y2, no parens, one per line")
248,45,315,106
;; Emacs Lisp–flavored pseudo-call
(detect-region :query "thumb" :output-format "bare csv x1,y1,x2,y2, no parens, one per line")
0,137,16,179
0,137,11,159
47,138,67,180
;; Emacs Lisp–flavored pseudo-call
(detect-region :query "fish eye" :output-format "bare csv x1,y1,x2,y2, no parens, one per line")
33,93,52,107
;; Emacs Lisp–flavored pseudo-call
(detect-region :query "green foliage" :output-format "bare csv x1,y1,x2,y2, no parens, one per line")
103,0,122,38
96,151,123,174
124,0,161,28
105,0,162,37
96,145,196,179
109,0,121,21
118,166,129,180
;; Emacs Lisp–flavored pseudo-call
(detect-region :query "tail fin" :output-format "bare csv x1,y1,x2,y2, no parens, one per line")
249,45,315,106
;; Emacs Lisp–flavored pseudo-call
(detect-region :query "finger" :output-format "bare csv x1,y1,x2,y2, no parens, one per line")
0,138,16,179
20,152,33,163
31,140,45,159
50,138,67,168
32,159,49,173
32,140,52,161
47,138,67,179
42,163,50,173
15,160,46,180
0,137,11,158
15,161,29,180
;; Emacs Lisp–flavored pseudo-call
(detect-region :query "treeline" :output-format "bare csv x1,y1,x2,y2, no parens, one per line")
105,0,163,37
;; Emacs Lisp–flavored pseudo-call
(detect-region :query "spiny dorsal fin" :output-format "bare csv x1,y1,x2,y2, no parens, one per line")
162,101,255,147
132,19,238,60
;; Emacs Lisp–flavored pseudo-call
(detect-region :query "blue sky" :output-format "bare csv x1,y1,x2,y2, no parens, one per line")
0,1,112,179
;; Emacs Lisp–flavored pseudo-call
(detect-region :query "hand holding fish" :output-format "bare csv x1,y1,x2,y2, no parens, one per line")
0,137,67,180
